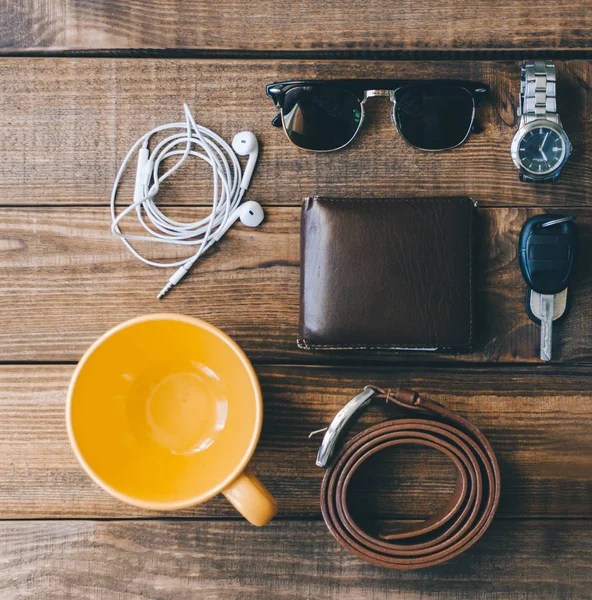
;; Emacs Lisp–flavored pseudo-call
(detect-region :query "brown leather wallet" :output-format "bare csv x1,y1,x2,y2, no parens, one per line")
319,387,500,570
299,196,476,352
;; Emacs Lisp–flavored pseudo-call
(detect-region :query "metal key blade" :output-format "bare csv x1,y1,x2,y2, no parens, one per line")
539,293,554,361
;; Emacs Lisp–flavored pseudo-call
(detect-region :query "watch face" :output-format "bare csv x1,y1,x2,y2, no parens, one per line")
518,126,565,175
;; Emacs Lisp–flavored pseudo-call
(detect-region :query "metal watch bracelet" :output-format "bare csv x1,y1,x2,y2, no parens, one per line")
518,60,560,182
519,60,558,124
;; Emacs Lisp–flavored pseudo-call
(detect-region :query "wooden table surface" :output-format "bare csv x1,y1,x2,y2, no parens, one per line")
1,4,592,599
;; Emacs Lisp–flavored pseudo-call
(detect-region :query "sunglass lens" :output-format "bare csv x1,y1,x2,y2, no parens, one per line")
281,86,362,151
394,85,475,150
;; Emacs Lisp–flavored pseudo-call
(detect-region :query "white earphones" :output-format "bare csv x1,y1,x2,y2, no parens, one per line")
110,105,264,298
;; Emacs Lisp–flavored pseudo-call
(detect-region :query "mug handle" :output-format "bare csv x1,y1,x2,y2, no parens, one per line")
222,467,277,526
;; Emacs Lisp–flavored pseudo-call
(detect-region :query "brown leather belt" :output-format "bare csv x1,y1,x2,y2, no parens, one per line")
318,387,501,570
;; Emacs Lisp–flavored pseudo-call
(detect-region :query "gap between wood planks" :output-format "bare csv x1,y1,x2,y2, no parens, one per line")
2,49,592,60
0,515,589,522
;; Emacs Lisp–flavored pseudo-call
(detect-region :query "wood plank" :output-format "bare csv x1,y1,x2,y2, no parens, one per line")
2,0,592,54
0,364,590,519
1,59,591,208
2,206,592,363
0,519,590,599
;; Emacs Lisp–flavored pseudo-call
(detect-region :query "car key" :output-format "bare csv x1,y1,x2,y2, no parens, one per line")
519,214,578,361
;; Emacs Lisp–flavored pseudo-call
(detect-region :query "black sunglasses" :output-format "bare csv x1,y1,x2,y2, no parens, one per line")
266,79,488,152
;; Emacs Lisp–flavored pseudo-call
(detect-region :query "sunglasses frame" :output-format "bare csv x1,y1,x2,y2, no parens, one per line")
266,79,489,153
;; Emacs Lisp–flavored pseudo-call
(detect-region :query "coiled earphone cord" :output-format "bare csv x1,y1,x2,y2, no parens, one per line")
110,104,263,299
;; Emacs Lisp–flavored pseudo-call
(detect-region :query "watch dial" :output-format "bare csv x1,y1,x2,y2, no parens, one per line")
518,127,565,174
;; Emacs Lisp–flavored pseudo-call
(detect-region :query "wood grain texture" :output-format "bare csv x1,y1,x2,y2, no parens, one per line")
1,0,592,53
0,364,591,519
0,519,590,599
1,59,592,208
2,206,592,363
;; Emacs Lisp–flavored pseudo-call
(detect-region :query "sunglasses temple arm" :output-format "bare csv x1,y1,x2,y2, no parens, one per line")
271,114,282,128
471,120,483,134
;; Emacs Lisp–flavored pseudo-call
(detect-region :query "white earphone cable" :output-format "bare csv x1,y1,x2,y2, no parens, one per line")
110,104,248,298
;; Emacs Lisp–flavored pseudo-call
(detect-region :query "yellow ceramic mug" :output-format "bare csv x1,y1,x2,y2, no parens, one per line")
66,314,277,526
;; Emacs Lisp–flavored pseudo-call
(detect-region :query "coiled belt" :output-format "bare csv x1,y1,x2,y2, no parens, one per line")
317,387,500,570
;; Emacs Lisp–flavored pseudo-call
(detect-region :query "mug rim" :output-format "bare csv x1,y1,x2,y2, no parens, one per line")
66,313,263,511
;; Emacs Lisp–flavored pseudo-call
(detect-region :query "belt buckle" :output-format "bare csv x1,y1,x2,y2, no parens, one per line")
311,386,377,468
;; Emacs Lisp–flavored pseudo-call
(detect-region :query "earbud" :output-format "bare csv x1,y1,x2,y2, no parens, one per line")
232,131,259,190
238,200,265,227
212,200,264,242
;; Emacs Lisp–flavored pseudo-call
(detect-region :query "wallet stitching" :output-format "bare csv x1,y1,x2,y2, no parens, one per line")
297,337,470,352
311,196,474,205
300,196,474,350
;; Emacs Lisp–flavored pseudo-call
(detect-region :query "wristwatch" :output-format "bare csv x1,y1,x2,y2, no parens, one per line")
510,60,572,182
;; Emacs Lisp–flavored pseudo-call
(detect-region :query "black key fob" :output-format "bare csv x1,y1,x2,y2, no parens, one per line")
518,214,578,296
